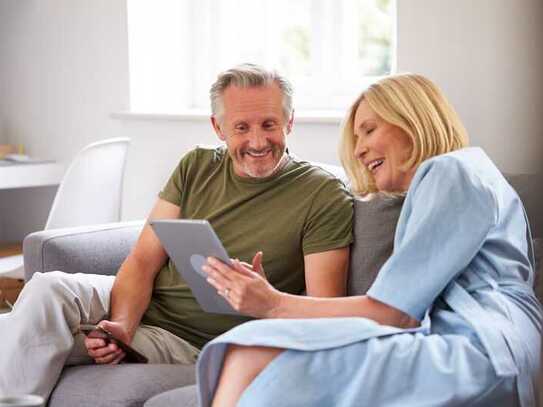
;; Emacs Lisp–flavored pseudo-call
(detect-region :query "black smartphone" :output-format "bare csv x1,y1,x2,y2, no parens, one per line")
80,324,149,364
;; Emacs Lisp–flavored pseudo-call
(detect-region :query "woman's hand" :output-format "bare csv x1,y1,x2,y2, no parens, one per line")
203,252,282,318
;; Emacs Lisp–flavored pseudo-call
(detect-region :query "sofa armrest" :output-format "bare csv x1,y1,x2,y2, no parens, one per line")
23,221,144,281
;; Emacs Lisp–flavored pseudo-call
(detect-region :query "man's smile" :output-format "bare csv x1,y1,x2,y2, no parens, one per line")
243,149,273,159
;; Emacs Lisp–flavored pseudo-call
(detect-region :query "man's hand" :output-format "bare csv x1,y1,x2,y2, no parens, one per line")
203,252,283,318
84,320,132,364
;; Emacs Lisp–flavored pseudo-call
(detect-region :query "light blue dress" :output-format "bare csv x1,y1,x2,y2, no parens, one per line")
196,148,542,406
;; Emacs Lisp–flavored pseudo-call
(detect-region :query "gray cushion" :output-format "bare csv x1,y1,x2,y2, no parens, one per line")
347,195,404,296
505,174,542,238
23,221,143,280
144,385,198,407
48,364,196,407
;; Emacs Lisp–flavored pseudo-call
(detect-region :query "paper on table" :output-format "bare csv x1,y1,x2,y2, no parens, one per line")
0,254,24,279
0,158,54,165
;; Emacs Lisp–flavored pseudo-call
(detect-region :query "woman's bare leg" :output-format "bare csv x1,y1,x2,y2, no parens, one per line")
212,345,283,407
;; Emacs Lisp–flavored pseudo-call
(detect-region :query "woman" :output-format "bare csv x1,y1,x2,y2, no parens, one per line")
199,74,542,406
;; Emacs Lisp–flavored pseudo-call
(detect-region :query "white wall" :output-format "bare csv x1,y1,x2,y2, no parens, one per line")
1,0,542,222
0,0,129,159
397,0,543,176
0,0,129,238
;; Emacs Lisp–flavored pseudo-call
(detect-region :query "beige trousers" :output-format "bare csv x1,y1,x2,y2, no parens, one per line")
0,271,199,399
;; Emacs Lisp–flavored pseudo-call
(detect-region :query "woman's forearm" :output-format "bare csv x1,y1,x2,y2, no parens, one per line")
269,293,419,329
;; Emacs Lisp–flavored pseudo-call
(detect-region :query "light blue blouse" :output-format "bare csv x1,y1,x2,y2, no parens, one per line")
196,148,542,406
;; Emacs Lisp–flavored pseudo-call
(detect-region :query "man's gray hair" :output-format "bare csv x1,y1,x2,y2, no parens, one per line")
210,63,294,121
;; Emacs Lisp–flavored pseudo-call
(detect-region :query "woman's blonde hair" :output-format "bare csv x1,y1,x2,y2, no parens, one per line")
339,73,469,196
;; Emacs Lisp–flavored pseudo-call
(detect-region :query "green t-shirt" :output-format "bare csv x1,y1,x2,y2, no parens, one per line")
141,146,353,348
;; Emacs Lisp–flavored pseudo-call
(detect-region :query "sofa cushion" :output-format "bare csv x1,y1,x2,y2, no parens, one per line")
505,174,542,238
48,364,196,407
24,221,143,280
347,195,404,296
144,385,198,407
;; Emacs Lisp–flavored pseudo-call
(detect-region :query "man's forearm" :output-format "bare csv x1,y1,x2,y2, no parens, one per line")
108,255,157,339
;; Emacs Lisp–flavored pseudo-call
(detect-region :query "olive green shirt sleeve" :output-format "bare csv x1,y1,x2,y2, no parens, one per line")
302,178,354,255
158,150,197,206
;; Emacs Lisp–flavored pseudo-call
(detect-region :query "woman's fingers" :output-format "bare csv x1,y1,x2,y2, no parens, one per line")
204,257,256,284
232,259,257,277
251,252,266,278
205,258,236,279
207,274,241,309
206,274,226,293
203,263,232,291
203,256,272,315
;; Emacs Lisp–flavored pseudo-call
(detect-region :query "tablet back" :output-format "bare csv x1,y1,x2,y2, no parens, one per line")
150,219,239,315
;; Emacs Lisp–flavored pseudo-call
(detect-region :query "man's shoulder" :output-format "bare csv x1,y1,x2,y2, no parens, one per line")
176,145,227,172
184,145,226,163
287,156,349,188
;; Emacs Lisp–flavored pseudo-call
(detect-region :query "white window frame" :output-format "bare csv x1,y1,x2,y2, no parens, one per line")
127,0,396,116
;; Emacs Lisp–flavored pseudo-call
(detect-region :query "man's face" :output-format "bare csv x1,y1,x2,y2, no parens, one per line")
211,83,293,178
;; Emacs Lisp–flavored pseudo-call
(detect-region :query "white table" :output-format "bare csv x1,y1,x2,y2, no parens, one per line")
0,161,65,189
0,161,65,242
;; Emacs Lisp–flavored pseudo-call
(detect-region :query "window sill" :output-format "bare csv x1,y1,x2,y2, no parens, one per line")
110,110,344,124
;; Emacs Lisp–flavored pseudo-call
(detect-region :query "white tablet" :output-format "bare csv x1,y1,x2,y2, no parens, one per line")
149,219,239,315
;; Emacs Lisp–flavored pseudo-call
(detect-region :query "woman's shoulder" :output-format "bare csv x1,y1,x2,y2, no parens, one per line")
415,147,502,192
422,147,492,172
407,148,503,223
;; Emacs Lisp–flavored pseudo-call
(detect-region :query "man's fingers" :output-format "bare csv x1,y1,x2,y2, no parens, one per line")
87,342,118,359
85,337,106,350
95,348,123,364
110,351,126,365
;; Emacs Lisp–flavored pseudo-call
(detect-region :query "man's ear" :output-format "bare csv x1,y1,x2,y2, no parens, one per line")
211,116,226,141
286,110,295,135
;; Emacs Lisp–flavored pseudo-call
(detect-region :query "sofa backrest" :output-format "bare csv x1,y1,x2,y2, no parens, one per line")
506,174,543,238
346,171,542,305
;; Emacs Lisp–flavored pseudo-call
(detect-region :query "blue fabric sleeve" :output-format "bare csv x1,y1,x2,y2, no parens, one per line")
367,155,498,320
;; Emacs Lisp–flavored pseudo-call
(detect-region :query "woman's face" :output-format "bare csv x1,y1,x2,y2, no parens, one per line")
353,100,415,192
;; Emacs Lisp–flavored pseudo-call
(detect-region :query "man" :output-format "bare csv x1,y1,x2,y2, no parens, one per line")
0,64,353,399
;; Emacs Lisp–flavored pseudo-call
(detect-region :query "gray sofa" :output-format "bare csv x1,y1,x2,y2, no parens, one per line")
22,172,542,407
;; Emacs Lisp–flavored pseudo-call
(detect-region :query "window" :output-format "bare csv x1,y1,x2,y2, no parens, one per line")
127,0,395,115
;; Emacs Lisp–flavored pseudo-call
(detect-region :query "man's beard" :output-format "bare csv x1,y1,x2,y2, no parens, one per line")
238,146,287,178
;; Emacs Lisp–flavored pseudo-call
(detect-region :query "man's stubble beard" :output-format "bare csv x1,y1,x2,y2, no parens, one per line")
239,146,288,179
